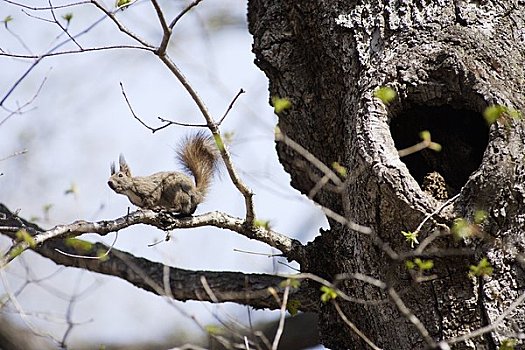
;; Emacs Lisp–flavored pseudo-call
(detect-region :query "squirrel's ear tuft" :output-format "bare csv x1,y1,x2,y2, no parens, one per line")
119,154,131,176
119,154,126,167
110,162,116,175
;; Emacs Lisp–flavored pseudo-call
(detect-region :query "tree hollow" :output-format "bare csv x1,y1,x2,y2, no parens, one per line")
390,105,489,196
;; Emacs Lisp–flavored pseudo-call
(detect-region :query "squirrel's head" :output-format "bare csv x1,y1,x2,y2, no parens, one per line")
108,154,133,193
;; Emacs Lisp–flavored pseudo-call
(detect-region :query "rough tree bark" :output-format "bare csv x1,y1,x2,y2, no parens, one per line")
249,1,525,349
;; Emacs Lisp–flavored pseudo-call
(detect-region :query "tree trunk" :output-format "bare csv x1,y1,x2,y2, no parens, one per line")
249,1,525,349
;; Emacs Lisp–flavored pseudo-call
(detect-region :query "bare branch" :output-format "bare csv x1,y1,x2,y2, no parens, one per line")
441,290,525,346
0,149,27,162
3,0,90,11
169,0,204,29
0,7,153,107
47,0,83,49
0,204,306,267
119,82,174,132
158,54,255,225
275,129,342,187
413,194,460,237
157,116,208,128
218,88,245,126
333,301,382,350
0,204,312,311
120,81,207,131
271,284,290,350
89,0,154,48
386,287,436,348
0,74,47,125
0,45,152,60
0,268,59,344
150,0,171,54
319,205,372,235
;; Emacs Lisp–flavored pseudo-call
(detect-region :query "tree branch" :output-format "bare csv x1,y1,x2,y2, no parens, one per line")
157,54,255,225
0,204,306,267
0,204,313,310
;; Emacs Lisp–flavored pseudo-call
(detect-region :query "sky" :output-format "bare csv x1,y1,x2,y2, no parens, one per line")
0,0,327,347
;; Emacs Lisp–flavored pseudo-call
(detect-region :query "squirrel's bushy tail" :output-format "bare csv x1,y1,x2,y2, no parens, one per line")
177,132,219,198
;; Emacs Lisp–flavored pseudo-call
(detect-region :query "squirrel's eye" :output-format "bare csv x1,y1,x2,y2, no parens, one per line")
118,174,123,178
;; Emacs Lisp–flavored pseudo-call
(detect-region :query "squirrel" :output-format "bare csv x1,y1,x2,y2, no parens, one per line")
108,132,219,215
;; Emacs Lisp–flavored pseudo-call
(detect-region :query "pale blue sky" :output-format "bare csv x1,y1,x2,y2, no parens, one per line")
0,0,326,346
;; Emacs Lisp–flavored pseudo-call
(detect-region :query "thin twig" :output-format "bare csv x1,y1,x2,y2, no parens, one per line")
119,82,168,132
397,137,440,157
441,290,525,346
169,0,204,29
150,0,171,54
158,54,255,224
90,0,153,48
319,206,372,235
411,194,460,254
0,8,153,106
0,149,28,162
0,268,59,343
271,285,290,350
0,45,152,60
3,0,90,11
232,248,281,257
0,74,47,124
4,18,33,54
218,88,245,125
291,273,390,305
387,287,437,348
54,231,119,260
157,117,207,128
308,174,331,199
414,194,460,236
333,301,383,350
275,129,342,187
120,83,209,131
48,0,83,49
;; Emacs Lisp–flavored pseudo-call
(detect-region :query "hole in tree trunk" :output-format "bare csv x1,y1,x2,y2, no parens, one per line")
390,105,489,196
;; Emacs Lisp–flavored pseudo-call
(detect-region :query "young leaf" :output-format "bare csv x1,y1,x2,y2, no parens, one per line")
401,231,419,248
286,299,301,316
65,238,93,253
469,257,493,277
62,13,73,24
213,134,225,152
428,142,442,152
223,131,235,145
272,96,292,113
452,218,475,239
414,258,434,271
205,325,225,335
484,105,506,124
15,229,36,247
332,162,347,177
254,219,271,230
320,286,338,303
474,210,488,224
116,0,133,8
499,338,517,350
419,130,431,142
280,278,301,289
374,86,397,105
